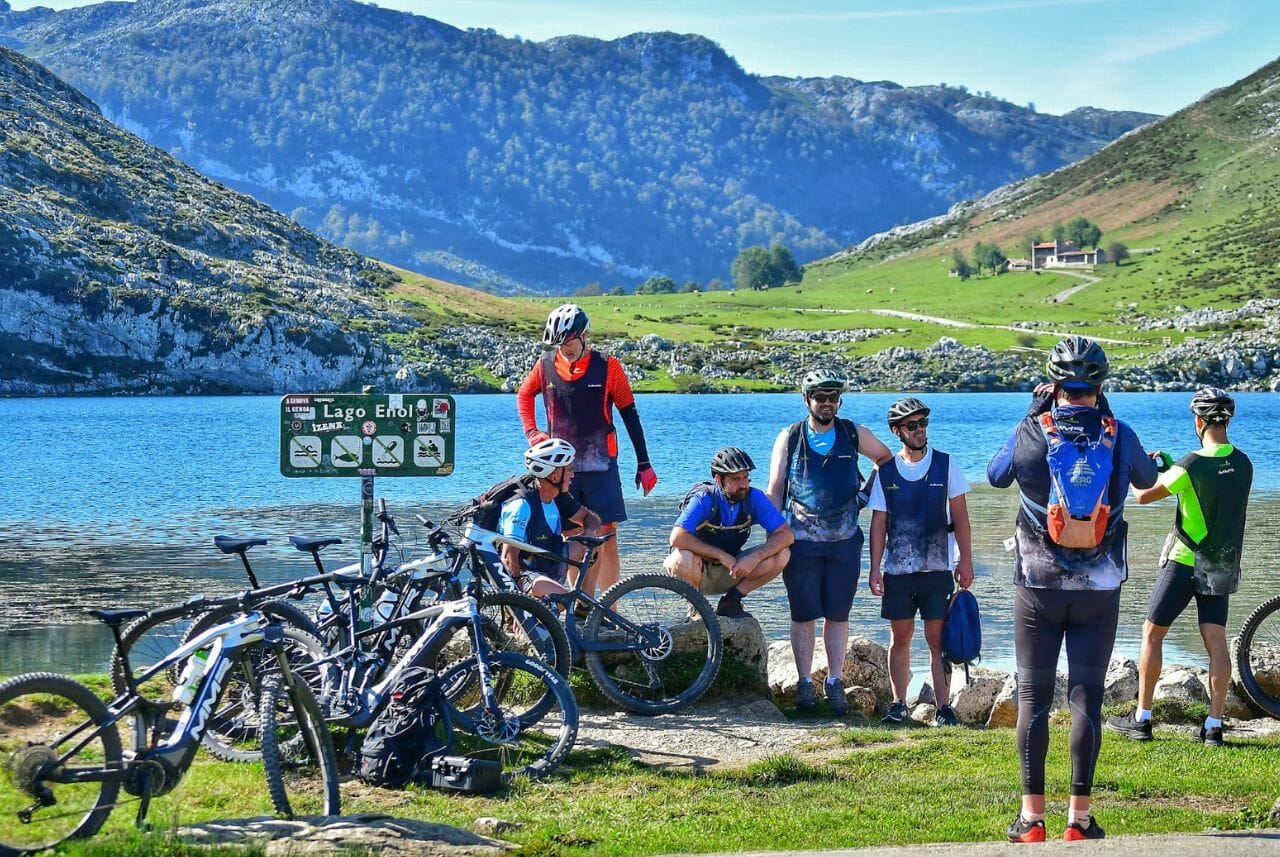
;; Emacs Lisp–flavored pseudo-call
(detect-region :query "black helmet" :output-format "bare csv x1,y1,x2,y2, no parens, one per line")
542,304,589,347
1190,387,1235,423
1045,336,1109,386
710,446,755,475
887,397,930,427
801,369,844,394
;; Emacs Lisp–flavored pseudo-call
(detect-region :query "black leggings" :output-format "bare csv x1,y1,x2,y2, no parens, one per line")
1014,585,1120,797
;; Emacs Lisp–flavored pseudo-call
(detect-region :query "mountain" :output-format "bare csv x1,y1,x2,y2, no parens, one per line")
0,43,417,394
0,0,1156,293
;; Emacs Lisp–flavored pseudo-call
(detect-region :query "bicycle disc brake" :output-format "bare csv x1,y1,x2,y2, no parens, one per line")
475,710,521,745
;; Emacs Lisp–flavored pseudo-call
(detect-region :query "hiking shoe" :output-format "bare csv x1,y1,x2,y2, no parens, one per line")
934,705,959,727
795,679,817,710
881,700,908,724
1063,816,1105,841
825,677,849,716
1005,815,1046,843
715,595,748,618
1104,713,1153,741
1196,724,1225,746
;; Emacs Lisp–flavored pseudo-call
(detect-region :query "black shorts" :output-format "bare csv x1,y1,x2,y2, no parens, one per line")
881,570,954,621
569,461,627,525
782,534,862,623
1147,561,1229,628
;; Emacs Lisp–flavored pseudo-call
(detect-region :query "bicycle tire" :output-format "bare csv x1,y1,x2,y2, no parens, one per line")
1234,592,1280,719
0,672,123,854
436,650,577,781
110,612,198,699
259,671,341,818
583,573,723,715
180,610,328,763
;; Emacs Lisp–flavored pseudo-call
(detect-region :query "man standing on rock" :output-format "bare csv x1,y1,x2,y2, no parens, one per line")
767,369,891,717
1106,387,1252,747
517,303,658,597
988,336,1156,843
664,446,793,618
868,397,974,728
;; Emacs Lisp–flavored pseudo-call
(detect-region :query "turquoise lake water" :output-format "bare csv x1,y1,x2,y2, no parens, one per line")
2,392,1278,678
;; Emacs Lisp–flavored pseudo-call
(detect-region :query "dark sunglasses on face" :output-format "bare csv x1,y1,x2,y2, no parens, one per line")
898,417,929,431
809,392,841,403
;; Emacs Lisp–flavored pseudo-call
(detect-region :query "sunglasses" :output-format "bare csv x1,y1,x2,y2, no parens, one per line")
897,417,929,431
808,392,841,403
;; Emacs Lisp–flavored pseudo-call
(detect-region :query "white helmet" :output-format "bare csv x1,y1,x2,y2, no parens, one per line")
524,438,575,477
542,304,590,347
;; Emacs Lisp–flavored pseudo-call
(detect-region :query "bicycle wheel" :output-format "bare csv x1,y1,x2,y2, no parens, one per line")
259,671,341,818
583,573,723,715
423,591,570,675
110,611,198,698
437,650,577,781
1235,593,1280,718
181,610,327,763
0,673,122,853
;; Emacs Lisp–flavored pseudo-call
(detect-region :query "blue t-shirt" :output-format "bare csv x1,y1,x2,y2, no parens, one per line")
499,496,563,542
805,423,836,455
675,486,786,536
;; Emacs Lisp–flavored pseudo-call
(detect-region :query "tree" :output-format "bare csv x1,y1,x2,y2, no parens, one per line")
769,244,803,286
972,241,1007,275
1051,221,1067,243
575,281,603,297
635,275,678,295
951,247,973,280
1064,215,1102,249
706,277,728,292
1106,241,1130,266
731,245,774,291
680,280,702,293
606,285,627,296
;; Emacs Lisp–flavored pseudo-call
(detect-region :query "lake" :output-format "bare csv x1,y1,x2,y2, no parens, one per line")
2,392,1278,680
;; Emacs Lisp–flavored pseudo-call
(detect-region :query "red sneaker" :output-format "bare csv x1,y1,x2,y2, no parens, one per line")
1064,816,1106,841
1006,815,1046,843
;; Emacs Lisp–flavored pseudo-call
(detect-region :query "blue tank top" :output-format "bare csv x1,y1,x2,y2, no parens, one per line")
878,451,951,574
785,419,862,542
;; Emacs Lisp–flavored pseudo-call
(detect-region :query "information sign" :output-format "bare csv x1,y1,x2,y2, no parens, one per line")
280,393,455,477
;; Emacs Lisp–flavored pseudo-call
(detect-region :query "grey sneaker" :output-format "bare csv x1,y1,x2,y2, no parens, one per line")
1105,713,1153,741
795,678,817,710
1196,724,1226,746
825,677,848,716
881,700,908,724
934,705,959,727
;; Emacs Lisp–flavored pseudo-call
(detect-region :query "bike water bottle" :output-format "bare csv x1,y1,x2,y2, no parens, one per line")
357,588,375,631
374,589,398,625
172,649,210,705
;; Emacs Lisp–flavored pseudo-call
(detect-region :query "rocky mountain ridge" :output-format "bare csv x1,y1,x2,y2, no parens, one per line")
0,0,1155,293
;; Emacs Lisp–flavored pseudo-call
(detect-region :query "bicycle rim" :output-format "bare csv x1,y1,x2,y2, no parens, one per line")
1236,593,1280,718
584,573,723,715
111,612,197,699
259,672,341,818
0,673,122,853
438,651,577,781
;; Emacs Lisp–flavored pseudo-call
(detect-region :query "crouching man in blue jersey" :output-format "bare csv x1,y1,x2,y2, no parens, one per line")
988,336,1156,844
664,447,794,619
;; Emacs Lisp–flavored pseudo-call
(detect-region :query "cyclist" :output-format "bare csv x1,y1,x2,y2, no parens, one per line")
1106,387,1252,747
867,397,974,727
497,438,599,598
766,368,891,716
517,304,657,597
664,446,794,618
987,336,1157,843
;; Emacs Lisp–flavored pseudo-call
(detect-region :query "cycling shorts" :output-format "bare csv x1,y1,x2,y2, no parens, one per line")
1147,560,1229,628
881,570,954,621
569,461,627,525
782,534,862,623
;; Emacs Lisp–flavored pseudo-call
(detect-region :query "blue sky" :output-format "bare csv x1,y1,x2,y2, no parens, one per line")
10,0,1277,115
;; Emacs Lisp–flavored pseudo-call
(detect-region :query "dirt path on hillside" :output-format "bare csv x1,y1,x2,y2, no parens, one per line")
1048,270,1100,303
861,308,1136,345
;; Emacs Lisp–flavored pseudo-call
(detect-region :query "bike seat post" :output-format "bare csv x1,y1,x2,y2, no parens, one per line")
238,551,261,591
309,549,326,576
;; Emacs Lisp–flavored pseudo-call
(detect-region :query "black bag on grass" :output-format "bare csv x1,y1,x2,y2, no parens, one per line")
358,666,451,789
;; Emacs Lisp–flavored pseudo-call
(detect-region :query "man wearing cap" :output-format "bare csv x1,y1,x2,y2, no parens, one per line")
867,397,974,727
664,447,794,618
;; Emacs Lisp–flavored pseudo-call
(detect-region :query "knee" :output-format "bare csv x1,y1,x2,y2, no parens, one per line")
1142,622,1169,644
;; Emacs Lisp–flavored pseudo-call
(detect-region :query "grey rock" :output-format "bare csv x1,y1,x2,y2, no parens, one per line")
178,814,513,855
1103,657,1140,707
1155,666,1211,706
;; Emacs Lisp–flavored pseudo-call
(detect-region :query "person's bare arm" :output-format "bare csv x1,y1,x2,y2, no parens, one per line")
950,493,974,589
766,428,790,509
1132,483,1172,505
670,526,735,568
868,510,887,596
857,424,893,465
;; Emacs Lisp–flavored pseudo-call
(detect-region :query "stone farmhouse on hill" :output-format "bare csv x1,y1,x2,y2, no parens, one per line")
1031,239,1104,269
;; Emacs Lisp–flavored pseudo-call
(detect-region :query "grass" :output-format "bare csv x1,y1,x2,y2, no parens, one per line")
19,671,1277,856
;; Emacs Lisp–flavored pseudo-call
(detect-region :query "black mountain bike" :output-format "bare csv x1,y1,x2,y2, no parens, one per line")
1235,592,1280,718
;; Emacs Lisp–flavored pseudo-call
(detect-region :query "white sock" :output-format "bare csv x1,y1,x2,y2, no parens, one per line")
1021,810,1045,823
1135,708,1152,723
1068,810,1092,827
1205,716,1223,730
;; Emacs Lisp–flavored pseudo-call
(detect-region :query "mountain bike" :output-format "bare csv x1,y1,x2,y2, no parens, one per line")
425,516,723,715
0,602,338,854
1234,593,1280,718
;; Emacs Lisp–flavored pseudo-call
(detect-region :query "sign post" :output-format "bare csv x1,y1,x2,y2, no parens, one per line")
280,392,456,575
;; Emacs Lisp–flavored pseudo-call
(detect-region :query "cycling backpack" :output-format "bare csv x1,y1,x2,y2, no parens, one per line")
941,588,982,685
451,474,540,531
358,666,451,789
1038,412,1117,549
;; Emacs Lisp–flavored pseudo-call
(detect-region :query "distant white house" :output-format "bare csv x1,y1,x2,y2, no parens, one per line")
1032,240,1104,269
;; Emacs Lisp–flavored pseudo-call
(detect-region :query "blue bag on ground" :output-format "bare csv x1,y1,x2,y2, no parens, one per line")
942,589,982,685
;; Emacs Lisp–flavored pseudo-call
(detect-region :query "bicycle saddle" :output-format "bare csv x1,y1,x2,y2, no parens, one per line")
567,533,615,547
288,535,343,553
214,536,268,555
489,533,556,558
88,608,149,627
